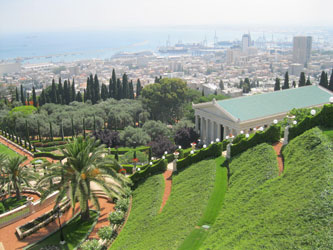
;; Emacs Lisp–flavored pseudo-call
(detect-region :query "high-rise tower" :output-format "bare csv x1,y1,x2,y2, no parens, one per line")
293,36,312,67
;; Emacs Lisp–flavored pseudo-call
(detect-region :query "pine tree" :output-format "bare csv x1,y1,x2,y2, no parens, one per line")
76,91,83,102
117,78,122,100
282,72,289,89
20,84,26,105
136,79,142,97
274,77,281,91
306,76,311,86
71,78,76,102
15,87,19,102
129,80,134,99
32,86,37,107
299,72,306,87
101,83,108,101
122,73,129,99
329,69,333,91
63,80,68,104
51,79,57,104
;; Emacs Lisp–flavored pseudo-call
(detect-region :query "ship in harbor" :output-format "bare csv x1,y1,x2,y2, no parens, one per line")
158,43,189,53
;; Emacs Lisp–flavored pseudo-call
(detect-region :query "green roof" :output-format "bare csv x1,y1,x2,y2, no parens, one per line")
217,85,332,121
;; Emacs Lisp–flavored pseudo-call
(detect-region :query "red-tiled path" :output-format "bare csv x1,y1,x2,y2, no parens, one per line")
159,170,173,213
272,142,284,175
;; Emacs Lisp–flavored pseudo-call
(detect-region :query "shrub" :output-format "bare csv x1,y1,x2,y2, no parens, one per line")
121,150,147,164
97,226,114,240
109,211,125,225
81,239,102,250
174,126,199,149
34,152,65,160
93,129,120,148
115,198,129,212
148,136,176,158
129,159,167,184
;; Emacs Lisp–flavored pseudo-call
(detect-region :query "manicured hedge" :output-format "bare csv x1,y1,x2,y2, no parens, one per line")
109,146,150,155
289,104,333,141
33,141,68,147
230,124,281,157
129,159,167,184
177,142,223,171
34,152,65,160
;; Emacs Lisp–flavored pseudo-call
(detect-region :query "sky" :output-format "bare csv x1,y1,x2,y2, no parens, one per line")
0,0,332,33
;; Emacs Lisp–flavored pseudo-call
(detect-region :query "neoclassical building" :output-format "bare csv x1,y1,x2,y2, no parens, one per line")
193,85,333,143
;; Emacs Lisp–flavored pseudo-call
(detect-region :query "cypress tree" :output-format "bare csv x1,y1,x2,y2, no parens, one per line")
51,79,57,104
26,92,30,105
274,77,281,91
93,115,96,132
84,89,87,103
329,69,333,91
58,78,63,105
108,78,113,98
219,80,224,90
83,118,86,138
117,79,122,100
154,76,159,83
88,74,94,102
136,79,141,97
71,117,74,139
67,79,71,104
49,122,53,141
71,78,76,102
20,84,26,105
292,80,296,88
148,147,152,161
122,73,129,99
282,72,289,89
60,120,64,141
37,121,41,142
299,72,306,87
63,80,68,104
94,74,100,103
25,120,29,143
112,69,117,98
32,86,37,107
101,83,108,101
115,149,119,161
39,89,46,107
319,71,328,88
15,87,19,102
129,80,134,99
76,91,83,102
306,77,311,86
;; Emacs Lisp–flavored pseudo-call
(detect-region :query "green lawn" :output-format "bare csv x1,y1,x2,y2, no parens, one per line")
179,157,228,250
201,127,333,249
0,143,18,158
0,196,28,214
322,127,333,141
111,158,217,250
26,210,99,250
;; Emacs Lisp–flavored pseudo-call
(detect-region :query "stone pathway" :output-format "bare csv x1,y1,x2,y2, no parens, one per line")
159,169,173,213
272,141,284,175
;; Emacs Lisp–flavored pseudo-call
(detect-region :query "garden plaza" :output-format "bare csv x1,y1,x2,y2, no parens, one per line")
193,85,333,143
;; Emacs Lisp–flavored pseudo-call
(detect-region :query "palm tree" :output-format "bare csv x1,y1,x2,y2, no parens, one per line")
2,155,32,200
37,136,130,221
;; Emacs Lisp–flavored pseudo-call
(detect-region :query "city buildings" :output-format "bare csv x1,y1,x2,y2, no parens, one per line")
293,36,312,67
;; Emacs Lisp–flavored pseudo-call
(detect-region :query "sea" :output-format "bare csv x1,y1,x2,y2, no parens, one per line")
0,27,298,64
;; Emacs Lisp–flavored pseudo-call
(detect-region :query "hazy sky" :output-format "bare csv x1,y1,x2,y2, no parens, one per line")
1,0,332,33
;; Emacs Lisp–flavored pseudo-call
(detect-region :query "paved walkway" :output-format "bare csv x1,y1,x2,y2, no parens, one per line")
159,169,173,213
272,142,284,175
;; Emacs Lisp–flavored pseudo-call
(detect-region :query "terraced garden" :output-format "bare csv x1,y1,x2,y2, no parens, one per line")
201,127,333,249
0,143,18,158
111,158,221,250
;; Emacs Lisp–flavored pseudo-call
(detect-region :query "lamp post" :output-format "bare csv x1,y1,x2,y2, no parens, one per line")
173,151,179,172
57,206,66,245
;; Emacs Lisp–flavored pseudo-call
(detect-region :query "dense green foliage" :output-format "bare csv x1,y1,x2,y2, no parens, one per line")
202,128,333,249
27,210,99,250
0,196,27,214
112,159,217,250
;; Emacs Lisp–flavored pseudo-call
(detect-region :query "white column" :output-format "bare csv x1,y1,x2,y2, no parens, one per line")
213,122,217,141
200,117,204,140
195,115,199,134
225,126,230,138
217,123,221,141
206,119,210,143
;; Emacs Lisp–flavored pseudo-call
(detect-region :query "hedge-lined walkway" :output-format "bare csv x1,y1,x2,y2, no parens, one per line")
159,170,173,213
0,137,55,165
272,141,284,175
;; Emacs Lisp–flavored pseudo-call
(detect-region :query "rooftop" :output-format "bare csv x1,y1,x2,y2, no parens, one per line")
217,85,332,121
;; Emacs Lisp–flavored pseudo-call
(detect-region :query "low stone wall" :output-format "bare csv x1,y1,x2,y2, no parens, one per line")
0,191,58,229
0,134,34,157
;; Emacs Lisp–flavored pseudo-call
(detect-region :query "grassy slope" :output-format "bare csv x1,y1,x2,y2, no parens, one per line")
111,159,217,250
201,127,333,250
0,196,27,214
110,174,165,250
201,143,279,250
28,210,99,250
0,143,18,158
179,157,228,250
322,127,333,141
